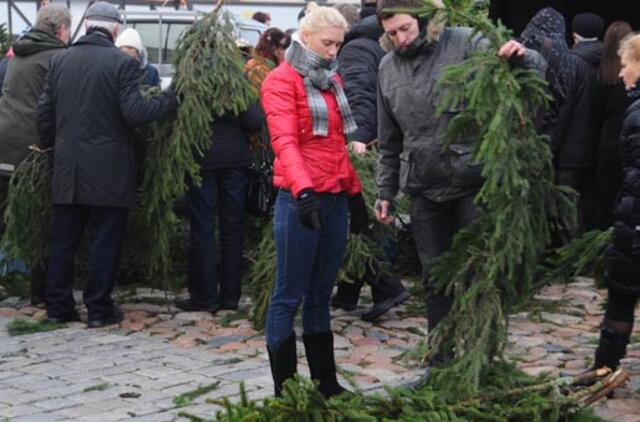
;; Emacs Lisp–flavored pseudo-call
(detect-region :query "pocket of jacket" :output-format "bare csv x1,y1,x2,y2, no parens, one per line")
449,143,483,188
399,150,413,193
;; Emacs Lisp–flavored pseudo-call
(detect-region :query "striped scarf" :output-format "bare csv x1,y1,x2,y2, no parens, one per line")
285,38,357,137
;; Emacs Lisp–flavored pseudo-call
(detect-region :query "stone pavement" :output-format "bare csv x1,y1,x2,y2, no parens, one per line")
0,278,638,421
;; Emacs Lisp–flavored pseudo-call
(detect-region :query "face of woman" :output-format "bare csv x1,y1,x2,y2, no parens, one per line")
619,52,640,90
301,26,345,60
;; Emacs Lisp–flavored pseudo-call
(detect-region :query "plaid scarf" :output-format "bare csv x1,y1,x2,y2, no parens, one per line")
285,38,357,137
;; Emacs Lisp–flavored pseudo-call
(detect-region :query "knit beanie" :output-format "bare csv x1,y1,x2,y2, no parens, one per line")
571,12,605,39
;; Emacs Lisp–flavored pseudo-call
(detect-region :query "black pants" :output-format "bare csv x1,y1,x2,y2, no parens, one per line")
46,204,128,320
186,168,247,308
410,193,478,332
605,288,639,323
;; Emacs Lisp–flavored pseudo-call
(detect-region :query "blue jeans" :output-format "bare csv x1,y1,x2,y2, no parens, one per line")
266,190,348,349
186,168,248,308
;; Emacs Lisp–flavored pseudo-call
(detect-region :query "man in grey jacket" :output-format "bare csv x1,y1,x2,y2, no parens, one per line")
374,0,546,356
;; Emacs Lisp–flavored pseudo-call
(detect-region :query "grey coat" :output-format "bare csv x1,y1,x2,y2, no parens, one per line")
377,27,546,202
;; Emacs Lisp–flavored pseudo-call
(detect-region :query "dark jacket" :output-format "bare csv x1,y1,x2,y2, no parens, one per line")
198,104,262,170
573,40,603,68
604,87,640,296
142,64,160,87
337,15,385,144
0,29,65,172
37,28,177,208
0,56,10,98
593,81,633,229
377,26,546,202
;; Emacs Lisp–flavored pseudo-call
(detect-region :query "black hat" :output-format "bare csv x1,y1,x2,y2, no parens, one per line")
571,12,605,39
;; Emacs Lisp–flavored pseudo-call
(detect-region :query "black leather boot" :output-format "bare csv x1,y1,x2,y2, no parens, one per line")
362,273,410,322
267,332,297,397
594,324,631,370
331,280,363,311
302,331,348,398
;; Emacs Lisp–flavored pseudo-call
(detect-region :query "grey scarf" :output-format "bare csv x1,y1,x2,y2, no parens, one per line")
285,39,357,137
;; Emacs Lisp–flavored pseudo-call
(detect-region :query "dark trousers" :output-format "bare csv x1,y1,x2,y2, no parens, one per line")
46,204,128,320
605,288,639,323
266,190,348,349
410,193,478,332
186,167,248,308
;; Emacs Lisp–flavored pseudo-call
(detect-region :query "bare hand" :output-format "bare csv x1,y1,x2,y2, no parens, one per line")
349,141,367,155
375,199,395,225
498,40,526,58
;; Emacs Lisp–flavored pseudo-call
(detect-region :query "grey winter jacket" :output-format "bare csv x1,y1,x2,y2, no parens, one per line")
376,27,546,202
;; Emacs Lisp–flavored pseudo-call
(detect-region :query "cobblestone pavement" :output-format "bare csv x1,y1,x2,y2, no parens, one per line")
0,278,638,421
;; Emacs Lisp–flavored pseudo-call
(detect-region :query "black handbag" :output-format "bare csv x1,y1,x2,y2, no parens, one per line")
246,125,276,218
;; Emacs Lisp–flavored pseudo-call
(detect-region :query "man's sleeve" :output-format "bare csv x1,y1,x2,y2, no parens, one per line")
338,42,379,144
119,57,177,126
376,72,403,200
36,60,56,149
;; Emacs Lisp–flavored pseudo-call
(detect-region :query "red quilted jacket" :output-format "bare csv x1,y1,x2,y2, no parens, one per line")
260,61,362,198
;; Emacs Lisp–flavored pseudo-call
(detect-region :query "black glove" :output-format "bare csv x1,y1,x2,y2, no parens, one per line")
297,189,323,231
348,193,369,234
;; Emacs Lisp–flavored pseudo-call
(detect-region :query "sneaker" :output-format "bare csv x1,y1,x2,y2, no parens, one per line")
361,290,411,322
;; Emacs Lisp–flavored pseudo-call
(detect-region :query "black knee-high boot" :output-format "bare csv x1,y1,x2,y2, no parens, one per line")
267,332,297,397
302,331,348,398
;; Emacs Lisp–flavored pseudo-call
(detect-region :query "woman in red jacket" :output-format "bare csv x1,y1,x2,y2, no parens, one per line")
260,2,368,398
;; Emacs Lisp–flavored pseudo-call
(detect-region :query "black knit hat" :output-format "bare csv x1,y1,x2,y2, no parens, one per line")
571,12,605,39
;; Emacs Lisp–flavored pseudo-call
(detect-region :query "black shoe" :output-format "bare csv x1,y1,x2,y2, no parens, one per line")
331,280,363,311
361,290,411,322
174,297,219,313
220,301,239,311
46,310,81,324
87,307,124,328
302,331,349,398
267,332,298,397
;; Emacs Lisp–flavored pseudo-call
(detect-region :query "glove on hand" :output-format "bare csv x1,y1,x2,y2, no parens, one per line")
297,189,323,231
348,193,369,234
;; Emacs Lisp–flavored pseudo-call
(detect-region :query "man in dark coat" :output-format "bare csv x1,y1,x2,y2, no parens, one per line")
0,4,71,304
37,1,177,327
334,14,410,322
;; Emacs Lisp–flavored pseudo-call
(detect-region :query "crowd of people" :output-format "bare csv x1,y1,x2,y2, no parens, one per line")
0,0,639,398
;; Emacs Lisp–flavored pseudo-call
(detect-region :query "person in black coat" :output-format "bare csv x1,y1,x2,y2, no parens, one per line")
592,33,640,372
175,104,262,313
593,21,633,229
37,2,177,327
334,14,410,322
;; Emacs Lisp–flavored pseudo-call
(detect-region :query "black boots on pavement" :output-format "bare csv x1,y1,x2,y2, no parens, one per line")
594,324,631,371
267,331,348,399
332,273,410,321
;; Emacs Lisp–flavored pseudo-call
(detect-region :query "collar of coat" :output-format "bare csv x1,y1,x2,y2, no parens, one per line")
75,27,115,47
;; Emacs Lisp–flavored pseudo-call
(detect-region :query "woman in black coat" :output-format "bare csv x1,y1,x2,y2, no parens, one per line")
593,21,633,229
593,32,640,372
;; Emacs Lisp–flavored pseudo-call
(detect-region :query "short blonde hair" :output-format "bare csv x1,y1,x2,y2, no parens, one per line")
299,2,348,35
619,33,640,63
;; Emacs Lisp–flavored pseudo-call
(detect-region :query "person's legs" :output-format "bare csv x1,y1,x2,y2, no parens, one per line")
216,167,248,309
302,193,349,398
84,206,128,322
46,204,89,320
183,172,219,310
594,288,637,369
410,196,454,333
266,190,321,395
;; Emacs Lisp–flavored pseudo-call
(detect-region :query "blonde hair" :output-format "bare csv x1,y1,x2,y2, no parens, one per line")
299,2,348,35
619,33,640,63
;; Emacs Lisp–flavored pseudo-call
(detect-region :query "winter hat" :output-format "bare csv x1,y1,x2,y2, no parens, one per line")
86,1,122,24
571,12,605,40
115,28,144,53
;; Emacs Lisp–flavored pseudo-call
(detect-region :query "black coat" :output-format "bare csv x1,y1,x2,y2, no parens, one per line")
338,15,385,144
37,28,177,208
593,82,633,229
605,88,640,296
198,104,262,170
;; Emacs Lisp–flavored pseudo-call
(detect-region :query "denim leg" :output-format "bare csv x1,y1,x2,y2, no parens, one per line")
186,172,219,308
266,190,320,349
46,205,89,319
217,167,248,306
302,194,348,334
84,206,128,321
